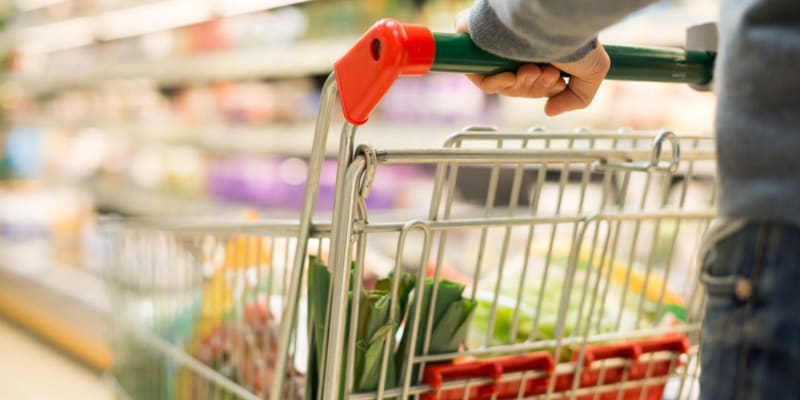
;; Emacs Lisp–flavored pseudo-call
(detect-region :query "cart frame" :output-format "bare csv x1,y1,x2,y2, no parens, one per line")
112,20,718,400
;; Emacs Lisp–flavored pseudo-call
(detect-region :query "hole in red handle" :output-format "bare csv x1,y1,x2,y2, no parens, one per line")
371,38,381,61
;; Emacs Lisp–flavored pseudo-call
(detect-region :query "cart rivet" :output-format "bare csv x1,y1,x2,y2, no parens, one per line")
734,278,752,301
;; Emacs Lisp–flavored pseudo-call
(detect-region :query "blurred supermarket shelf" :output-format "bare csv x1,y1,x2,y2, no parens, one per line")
0,239,112,371
185,122,466,155
29,121,467,156
11,0,311,53
601,3,718,45
9,37,356,95
0,32,10,56
0,239,110,314
88,176,256,217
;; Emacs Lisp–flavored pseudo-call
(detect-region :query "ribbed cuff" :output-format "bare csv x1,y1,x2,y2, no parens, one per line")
468,0,536,60
555,38,598,63
468,0,598,64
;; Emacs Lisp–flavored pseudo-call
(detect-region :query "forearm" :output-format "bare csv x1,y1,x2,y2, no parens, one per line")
468,0,658,62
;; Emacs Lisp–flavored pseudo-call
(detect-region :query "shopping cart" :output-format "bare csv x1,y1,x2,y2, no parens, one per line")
109,19,718,400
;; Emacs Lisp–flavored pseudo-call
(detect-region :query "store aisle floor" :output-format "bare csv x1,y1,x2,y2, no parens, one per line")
0,318,112,400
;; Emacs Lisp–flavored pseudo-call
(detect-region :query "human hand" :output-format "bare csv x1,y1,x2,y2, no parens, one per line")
455,10,610,116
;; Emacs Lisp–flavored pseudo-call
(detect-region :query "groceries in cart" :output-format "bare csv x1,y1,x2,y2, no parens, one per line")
306,255,476,395
304,238,690,399
471,245,687,351
113,226,694,399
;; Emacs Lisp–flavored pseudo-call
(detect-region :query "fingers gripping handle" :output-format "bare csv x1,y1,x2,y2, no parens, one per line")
334,18,716,125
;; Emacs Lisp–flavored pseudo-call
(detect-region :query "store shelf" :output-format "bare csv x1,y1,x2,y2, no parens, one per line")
12,0,311,53
30,121,467,156
192,122,468,156
10,37,356,95
89,177,248,217
0,240,112,371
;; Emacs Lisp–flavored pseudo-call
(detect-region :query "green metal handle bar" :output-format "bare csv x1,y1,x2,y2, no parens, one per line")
432,33,714,85
334,19,716,125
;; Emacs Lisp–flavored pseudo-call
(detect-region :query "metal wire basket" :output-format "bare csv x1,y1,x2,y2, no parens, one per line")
110,19,717,400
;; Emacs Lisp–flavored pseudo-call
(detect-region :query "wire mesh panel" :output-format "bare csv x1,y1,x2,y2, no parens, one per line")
317,128,715,400
109,127,715,400
111,222,327,400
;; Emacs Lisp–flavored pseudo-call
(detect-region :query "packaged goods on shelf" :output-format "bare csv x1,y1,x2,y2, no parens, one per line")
24,78,318,128
4,126,42,178
219,7,308,50
0,182,93,244
207,156,434,211
377,75,496,125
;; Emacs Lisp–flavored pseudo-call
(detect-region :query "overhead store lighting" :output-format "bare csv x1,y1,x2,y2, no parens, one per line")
14,0,312,54
97,0,213,41
14,0,67,12
18,16,94,54
217,0,310,17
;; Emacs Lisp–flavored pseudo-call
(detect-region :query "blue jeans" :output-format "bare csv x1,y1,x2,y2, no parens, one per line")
700,222,800,399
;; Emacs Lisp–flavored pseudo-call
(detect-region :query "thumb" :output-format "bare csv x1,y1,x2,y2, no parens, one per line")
544,75,602,116
545,46,610,115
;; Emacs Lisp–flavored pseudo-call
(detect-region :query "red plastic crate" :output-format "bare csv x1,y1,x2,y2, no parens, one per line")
422,353,555,400
553,334,690,400
422,334,688,400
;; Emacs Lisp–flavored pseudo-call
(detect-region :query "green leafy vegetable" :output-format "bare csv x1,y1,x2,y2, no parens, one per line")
469,253,668,361
307,257,418,396
397,279,476,379
307,257,475,398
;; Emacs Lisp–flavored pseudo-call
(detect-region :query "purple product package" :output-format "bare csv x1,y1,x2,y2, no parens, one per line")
208,156,433,211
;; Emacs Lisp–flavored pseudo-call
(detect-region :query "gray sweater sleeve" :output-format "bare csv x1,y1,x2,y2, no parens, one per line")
468,0,658,63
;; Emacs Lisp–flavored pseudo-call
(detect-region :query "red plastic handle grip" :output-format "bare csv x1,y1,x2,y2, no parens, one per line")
493,354,555,398
577,343,642,368
497,354,555,374
424,361,502,391
334,19,435,125
637,334,690,355
423,353,556,400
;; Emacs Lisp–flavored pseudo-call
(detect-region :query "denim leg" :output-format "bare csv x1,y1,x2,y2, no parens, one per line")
699,223,800,400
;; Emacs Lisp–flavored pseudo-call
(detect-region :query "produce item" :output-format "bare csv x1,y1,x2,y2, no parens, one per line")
306,256,330,398
397,279,476,379
352,273,419,391
307,256,475,397
470,248,684,355
307,256,409,395
193,296,304,399
187,233,305,398
194,234,272,340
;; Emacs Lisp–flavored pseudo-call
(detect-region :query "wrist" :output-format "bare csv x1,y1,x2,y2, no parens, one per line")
555,38,599,63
